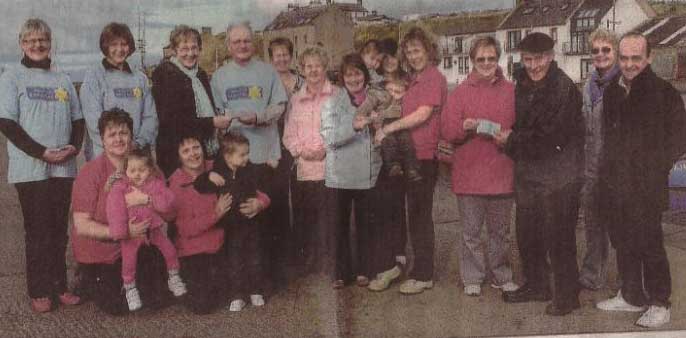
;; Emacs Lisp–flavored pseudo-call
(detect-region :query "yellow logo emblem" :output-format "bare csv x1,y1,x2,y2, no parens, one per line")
54,87,69,103
132,87,143,99
248,86,262,100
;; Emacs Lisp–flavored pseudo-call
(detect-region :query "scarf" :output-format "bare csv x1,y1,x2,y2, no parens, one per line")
21,55,51,70
589,64,620,105
170,57,218,156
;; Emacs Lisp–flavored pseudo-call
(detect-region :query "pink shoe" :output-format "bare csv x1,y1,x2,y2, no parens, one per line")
58,292,82,306
31,297,52,313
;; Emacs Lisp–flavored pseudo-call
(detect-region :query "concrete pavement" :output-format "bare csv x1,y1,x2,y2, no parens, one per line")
1,135,685,338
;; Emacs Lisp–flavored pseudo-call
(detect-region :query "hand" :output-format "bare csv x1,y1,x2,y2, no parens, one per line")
42,145,76,163
463,118,479,131
238,112,258,125
437,140,455,156
266,159,279,169
239,198,263,219
494,129,512,147
301,146,326,161
209,171,225,186
353,115,370,131
125,187,150,207
374,127,388,145
213,115,232,129
127,217,149,239
214,193,233,219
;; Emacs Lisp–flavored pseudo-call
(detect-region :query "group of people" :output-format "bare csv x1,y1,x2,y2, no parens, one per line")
1,15,684,329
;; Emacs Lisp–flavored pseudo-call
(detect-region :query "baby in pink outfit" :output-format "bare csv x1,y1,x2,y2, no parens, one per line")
106,148,186,311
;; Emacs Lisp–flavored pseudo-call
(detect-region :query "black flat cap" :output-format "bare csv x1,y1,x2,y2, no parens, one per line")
517,32,554,53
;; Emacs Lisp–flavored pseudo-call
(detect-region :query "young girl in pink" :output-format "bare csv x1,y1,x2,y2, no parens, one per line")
106,148,187,311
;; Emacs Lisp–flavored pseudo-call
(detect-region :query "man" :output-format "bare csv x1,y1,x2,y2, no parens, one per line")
578,28,621,291
494,32,585,316
210,22,288,291
596,32,686,328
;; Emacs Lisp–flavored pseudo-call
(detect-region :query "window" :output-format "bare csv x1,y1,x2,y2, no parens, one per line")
507,30,522,52
571,31,590,54
455,37,463,54
458,56,470,74
294,35,298,46
444,56,453,69
581,59,593,80
525,29,532,36
550,27,558,42
304,34,307,44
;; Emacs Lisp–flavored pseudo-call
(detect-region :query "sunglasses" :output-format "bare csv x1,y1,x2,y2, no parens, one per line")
475,56,497,63
591,47,612,55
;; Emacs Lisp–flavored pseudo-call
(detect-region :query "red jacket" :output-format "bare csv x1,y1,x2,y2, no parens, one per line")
441,68,515,195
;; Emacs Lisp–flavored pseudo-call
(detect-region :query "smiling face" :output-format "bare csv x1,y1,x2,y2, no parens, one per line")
404,39,429,73
473,45,498,79
619,36,650,82
105,37,130,67
227,25,254,64
385,81,406,100
101,123,132,159
126,157,152,187
303,55,326,89
591,39,616,73
382,54,399,75
174,38,201,69
271,45,292,73
178,138,204,173
362,49,382,71
224,143,250,170
20,31,51,62
343,66,366,94
521,51,553,82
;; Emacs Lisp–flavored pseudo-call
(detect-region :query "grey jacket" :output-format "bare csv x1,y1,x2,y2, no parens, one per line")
320,87,382,190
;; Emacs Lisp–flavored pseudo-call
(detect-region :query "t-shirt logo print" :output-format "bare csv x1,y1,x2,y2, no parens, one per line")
54,87,69,102
225,86,264,101
248,86,263,100
132,87,143,99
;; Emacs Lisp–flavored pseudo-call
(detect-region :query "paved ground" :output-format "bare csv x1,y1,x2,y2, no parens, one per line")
1,134,686,338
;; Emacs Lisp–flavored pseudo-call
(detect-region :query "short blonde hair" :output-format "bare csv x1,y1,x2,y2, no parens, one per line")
589,28,618,49
169,25,202,50
19,18,51,43
298,46,329,70
469,35,501,61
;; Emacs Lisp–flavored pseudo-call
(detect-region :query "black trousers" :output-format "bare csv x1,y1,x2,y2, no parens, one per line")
515,182,581,307
404,160,438,281
264,155,296,288
221,218,265,300
180,253,224,314
292,180,338,277
334,187,377,281
15,178,73,299
368,169,403,276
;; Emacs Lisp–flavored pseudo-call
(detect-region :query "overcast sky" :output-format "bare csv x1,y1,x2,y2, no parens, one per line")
0,0,512,79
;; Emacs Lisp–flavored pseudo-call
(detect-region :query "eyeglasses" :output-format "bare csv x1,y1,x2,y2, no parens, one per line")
591,47,612,55
176,46,200,54
22,38,50,45
475,56,497,63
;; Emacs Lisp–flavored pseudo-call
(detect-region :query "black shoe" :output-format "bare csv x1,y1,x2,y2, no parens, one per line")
502,284,551,303
545,299,581,316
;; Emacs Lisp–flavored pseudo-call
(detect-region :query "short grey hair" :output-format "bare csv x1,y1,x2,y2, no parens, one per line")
225,21,253,45
19,18,51,43
298,45,329,70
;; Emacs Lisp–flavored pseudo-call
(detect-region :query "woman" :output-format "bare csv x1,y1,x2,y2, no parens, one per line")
323,53,383,288
374,27,447,295
71,109,170,315
169,134,231,314
152,25,231,177
283,46,337,281
80,22,157,161
441,36,517,297
378,38,406,82
0,18,83,313
269,37,304,98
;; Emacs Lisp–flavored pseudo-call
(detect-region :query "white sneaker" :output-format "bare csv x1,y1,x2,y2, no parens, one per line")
125,286,142,312
368,266,402,292
250,294,265,307
464,284,481,296
636,305,670,328
167,273,187,297
491,281,519,292
399,279,434,295
596,291,645,312
229,299,246,312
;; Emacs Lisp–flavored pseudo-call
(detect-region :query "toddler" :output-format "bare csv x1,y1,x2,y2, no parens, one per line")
356,77,421,181
106,148,187,311
193,132,269,312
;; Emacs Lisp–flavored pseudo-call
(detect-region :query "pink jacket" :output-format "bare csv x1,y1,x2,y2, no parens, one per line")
283,80,333,181
168,162,224,257
106,175,176,240
441,68,515,195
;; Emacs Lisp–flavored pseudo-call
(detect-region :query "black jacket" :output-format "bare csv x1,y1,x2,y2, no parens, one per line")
600,66,686,216
152,61,217,177
505,61,585,203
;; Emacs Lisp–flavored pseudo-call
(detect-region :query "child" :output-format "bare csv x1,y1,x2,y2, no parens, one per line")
356,77,422,181
360,39,384,84
106,148,187,311
193,132,270,312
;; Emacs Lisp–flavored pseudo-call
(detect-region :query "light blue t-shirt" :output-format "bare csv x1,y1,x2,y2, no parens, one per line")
0,65,82,183
211,59,287,164
79,62,157,160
